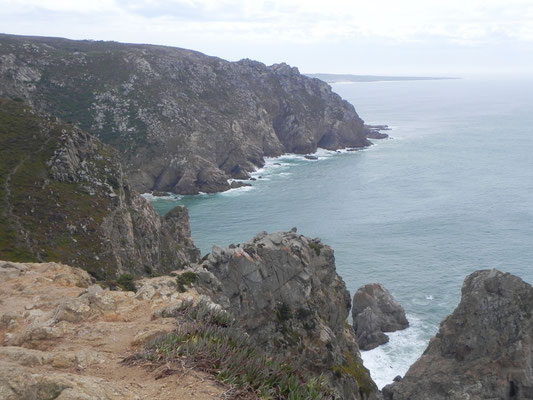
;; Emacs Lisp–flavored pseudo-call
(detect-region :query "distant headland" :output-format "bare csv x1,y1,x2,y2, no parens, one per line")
306,73,460,83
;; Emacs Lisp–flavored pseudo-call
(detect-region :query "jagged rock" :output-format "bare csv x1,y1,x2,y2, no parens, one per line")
383,269,533,400
364,124,390,139
200,231,380,400
0,34,373,195
0,99,199,278
82,285,117,313
352,283,408,350
151,301,184,319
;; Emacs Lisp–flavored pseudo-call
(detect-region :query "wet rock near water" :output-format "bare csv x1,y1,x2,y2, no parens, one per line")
383,269,533,400
352,284,409,350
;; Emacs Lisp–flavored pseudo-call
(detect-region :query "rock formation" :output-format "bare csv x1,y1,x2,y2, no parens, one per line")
0,34,373,194
383,269,533,400
352,283,409,350
0,99,199,278
196,230,380,399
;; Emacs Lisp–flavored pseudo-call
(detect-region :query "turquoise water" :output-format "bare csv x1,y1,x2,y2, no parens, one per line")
148,77,533,388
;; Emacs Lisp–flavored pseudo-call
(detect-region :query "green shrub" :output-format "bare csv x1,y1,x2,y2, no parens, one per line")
117,273,136,292
308,241,322,256
276,302,293,322
176,271,197,293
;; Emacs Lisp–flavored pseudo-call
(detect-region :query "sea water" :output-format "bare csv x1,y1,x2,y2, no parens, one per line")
147,76,533,388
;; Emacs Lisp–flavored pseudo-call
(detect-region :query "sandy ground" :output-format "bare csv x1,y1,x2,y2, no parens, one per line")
0,260,227,399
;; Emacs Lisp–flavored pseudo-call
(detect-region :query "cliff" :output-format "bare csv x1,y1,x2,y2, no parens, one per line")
0,99,199,278
0,34,371,194
196,230,380,399
0,231,381,399
383,269,533,399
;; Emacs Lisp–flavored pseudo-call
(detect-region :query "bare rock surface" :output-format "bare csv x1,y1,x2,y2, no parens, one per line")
383,269,533,400
352,283,408,350
199,230,381,400
0,260,225,399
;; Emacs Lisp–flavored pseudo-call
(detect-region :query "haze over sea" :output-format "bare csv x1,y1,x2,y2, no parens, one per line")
147,76,533,388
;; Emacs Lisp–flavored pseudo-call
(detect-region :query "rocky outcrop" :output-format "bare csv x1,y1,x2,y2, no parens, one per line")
352,284,409,350
0,34,373,194
0,99,199,278
364,124,390,139
197,230,380,399
383,269,533,400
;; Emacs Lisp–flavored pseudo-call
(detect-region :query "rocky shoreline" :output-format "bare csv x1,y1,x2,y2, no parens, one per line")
1,33,531,400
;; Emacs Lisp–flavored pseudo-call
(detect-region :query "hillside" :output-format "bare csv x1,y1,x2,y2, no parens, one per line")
0,34,372,194
0,98,199,278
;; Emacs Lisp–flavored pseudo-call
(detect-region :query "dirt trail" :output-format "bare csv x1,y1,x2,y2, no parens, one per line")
0,260,226,399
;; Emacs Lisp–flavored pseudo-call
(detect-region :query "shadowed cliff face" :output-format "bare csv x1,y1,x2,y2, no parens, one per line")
0,99,199,278
0,34,371,194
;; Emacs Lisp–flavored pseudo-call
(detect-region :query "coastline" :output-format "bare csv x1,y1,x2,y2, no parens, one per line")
143,140,393,205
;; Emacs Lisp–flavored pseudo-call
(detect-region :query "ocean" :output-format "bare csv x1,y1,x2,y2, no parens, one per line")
146,76,533,388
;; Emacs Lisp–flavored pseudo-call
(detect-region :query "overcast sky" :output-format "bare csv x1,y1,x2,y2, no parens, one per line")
2,0,533,75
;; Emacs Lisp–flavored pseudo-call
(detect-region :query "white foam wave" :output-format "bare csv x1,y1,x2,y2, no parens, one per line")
220,185,256,196
141,192,182,201
360,315,433,390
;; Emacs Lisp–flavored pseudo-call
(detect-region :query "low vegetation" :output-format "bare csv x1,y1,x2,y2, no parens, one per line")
117,274,137,292
176,271,197,293
308,241,323,256
127,301,333,399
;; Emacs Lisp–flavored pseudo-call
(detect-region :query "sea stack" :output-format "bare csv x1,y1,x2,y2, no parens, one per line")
352,283,409,350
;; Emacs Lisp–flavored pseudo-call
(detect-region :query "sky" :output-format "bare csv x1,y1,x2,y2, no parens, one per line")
1,0,533,75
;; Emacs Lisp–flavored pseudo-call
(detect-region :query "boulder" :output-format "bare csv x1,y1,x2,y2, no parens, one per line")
352,284,408,350
383,269,533,400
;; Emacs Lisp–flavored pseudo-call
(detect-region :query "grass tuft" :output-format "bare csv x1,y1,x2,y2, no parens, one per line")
117,273,137,292
176,271,197,293
128,301,332,399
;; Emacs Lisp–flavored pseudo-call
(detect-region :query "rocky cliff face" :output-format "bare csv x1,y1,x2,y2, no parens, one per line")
0,99,199,278
383,269,533,400
352,283,409,350
196,230,380,399
0,34,371,194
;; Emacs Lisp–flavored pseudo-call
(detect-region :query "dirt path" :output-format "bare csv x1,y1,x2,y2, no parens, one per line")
0,260,227,399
